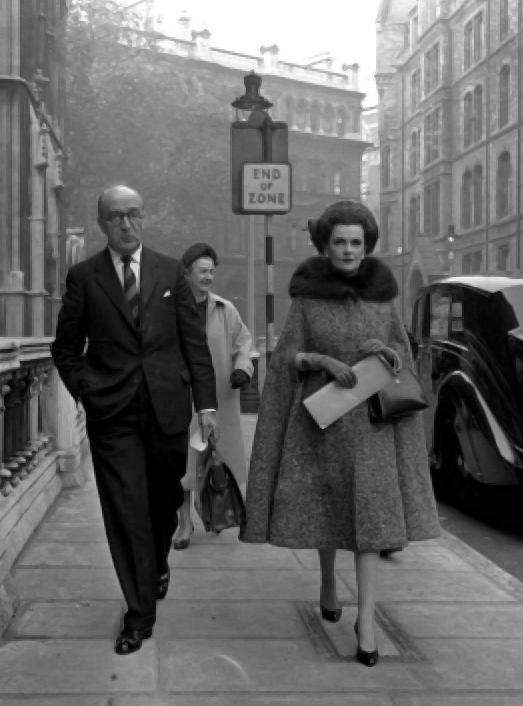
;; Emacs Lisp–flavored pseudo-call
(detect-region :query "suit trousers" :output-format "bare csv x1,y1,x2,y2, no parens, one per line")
86,380,187,631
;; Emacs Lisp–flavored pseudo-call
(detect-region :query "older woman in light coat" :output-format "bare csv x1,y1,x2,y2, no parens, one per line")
173,243,254,549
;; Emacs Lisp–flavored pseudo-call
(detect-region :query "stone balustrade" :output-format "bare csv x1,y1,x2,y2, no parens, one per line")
0,337,89,633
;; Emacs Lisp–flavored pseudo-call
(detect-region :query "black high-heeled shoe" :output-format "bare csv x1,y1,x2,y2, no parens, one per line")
354,619,379,667
320,604,342,623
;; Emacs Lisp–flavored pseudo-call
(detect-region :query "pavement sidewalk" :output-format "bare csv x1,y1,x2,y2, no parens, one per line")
1,415,523,705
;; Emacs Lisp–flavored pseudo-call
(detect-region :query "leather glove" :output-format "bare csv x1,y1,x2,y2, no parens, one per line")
229,369,250,389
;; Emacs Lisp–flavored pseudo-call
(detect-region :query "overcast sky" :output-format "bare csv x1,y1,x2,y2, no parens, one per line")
151,0,381,104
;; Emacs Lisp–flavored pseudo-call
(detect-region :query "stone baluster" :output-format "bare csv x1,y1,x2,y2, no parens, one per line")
0,377,13,497
5,373,28,482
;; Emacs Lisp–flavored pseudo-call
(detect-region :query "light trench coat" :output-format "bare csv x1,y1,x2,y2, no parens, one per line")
183,292,254,490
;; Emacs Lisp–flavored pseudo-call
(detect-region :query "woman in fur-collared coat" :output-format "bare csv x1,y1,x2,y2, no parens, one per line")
240,201,440,667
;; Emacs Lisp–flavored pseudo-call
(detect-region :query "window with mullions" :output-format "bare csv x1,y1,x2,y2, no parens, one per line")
424,180,440,236
500,0,509,41
499,65,510,128
497,243,510,271
424,44,440,95
424,108,440,165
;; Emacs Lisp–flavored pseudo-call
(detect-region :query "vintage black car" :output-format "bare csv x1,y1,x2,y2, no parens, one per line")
411,276,523,523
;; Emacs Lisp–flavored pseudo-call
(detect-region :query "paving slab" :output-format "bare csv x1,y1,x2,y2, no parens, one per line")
168,544,302,570
395,697,523,706
158,638,423,691
190,527,242,545
0,640,157,692
45,504,104,524
382,603,523,638
7,600,123,638
0,695,110,706
18,542,113,567
13,567,353,601
416,638,523,690
293,546,474,572
340,570,517,602
37,522,107,542
114,695,394,706
312,604,400,658
155,600,306,639
14,567,122,600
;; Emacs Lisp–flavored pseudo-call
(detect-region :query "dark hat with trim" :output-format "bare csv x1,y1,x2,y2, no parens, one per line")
181,243,219,269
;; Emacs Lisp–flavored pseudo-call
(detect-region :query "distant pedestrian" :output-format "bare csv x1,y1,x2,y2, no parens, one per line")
52,186,218,655
240,201,440,667
172,243,254,550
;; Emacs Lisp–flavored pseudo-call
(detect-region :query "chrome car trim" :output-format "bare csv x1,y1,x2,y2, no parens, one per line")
442,371,515,464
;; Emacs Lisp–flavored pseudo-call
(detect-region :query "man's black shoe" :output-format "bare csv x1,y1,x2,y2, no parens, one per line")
157,567,170,600
114,627,153,655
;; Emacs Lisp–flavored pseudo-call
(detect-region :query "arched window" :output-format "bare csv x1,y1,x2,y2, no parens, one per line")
473,85,483,142
499,65,510,128
295,99,307,131
322,104,335,134
473,164,483,226
410,130,420,177
500,0,509,41
336,108,346,137
381,145,391,188
333,171,341,195
496,151,512,219
463,92,473,147
461,170,472,229
310,102,321,132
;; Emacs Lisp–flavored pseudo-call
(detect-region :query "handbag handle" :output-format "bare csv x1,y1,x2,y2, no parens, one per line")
374,350,402,377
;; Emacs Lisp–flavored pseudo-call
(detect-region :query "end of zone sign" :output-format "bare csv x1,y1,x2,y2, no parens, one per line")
241,162,292,214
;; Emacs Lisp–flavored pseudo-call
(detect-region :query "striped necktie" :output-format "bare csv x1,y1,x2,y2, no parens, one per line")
121,254,140,325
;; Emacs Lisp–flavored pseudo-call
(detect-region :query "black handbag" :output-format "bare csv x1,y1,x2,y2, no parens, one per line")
194,439,246,533
368,352,428,423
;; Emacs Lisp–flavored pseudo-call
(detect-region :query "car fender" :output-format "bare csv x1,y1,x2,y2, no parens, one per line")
435,371,518,486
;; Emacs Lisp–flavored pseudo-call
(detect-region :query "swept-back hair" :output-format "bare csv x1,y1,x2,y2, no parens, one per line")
307,200,379,255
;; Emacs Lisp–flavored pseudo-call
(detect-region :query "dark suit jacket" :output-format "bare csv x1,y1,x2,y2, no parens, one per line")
51,246,217,435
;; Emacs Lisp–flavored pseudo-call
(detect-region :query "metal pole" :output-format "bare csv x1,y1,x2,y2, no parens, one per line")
265,215,275,363
247,215,256,338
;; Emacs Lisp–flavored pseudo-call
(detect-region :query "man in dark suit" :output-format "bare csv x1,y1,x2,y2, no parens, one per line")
52,185,219,655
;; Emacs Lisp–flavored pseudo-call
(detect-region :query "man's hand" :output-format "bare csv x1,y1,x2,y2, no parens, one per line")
198,411,220,443
229,369,250,390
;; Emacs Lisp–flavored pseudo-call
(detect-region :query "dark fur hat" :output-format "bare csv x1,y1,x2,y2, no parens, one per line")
181,243,219,270
306,201,379,255
289,255,398,303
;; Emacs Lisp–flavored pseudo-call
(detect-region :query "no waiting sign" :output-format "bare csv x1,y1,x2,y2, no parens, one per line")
241,162,292,214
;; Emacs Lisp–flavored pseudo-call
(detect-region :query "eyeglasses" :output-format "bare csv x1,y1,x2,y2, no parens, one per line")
105,210,142,226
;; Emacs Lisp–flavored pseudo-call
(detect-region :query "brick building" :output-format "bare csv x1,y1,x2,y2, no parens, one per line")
0,0,67,337
376,0,522,324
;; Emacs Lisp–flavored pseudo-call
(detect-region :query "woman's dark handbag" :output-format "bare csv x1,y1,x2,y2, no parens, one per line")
368,351,428,423
194,439,246,533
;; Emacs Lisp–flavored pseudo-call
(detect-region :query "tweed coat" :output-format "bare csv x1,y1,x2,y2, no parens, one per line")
240,256,441,552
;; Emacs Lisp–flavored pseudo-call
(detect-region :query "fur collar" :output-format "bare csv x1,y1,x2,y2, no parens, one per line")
288,256,398,302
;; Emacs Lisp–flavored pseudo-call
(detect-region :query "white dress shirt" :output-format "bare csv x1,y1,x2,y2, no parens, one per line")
109,244,142,292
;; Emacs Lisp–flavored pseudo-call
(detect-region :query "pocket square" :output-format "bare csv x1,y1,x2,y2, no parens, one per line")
163,290,172,298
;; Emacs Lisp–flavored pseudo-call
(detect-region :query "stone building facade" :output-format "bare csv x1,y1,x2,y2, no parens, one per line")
0,1,89,633
0,0,67,338
376,0,522,324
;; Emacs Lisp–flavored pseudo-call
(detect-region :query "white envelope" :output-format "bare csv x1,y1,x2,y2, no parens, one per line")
190,428,208,452
302,354,395,429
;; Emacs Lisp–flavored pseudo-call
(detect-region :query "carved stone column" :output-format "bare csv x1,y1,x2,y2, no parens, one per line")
43,367,88,487
0,376,14,497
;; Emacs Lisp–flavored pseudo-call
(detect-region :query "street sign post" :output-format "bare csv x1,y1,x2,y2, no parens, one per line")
241,163,292,214
230,72,292,370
